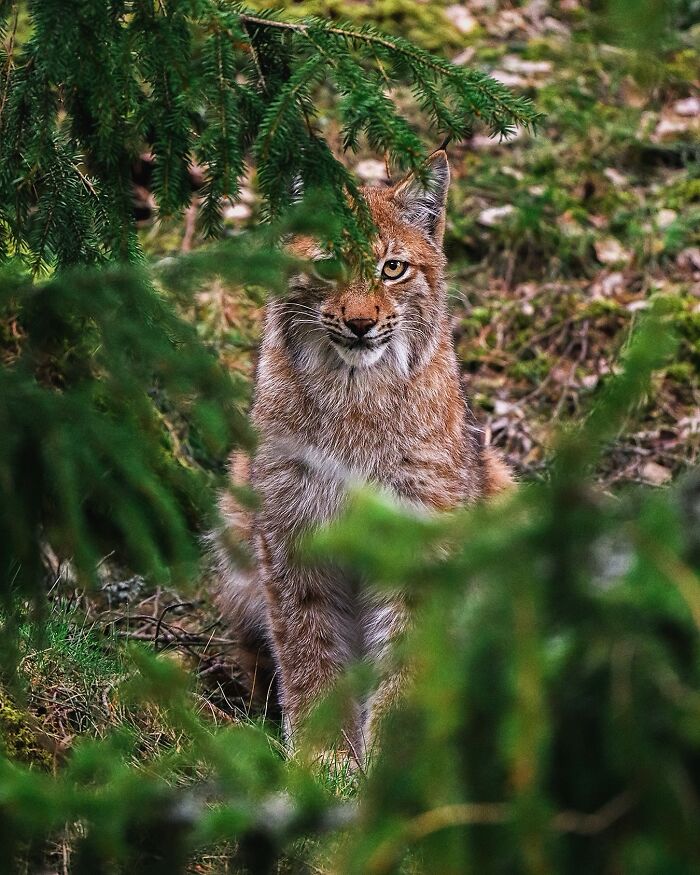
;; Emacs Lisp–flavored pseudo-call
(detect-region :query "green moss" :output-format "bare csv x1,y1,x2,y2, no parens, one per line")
0,691,53,769
583,299,625,318
665,177,700,209
511,352,554,383
665,362,695,383
665,48,700,86
662,209,700,256
252,0,463,52
475,45,507,63
469,307,493,327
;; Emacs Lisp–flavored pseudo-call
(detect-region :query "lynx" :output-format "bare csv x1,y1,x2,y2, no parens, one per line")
211,150,512,761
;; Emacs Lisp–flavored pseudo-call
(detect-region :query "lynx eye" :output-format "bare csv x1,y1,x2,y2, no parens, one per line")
381,259,408,281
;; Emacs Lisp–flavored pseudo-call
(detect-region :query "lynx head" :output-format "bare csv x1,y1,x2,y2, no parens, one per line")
280,150,450,377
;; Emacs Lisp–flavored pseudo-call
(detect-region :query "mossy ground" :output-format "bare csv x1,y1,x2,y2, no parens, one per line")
0,691,54,769
4,2,699,870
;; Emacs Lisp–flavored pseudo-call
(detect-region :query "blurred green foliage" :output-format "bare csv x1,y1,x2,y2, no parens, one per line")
598,0,700,52
1,307,699,874
0,1,699,873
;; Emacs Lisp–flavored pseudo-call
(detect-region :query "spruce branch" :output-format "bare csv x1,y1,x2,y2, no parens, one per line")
236,11,543,136
0,1,19,130
1,0,542,267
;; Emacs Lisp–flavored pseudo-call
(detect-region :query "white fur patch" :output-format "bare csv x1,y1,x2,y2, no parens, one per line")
332,343,388,368
390,332,411,377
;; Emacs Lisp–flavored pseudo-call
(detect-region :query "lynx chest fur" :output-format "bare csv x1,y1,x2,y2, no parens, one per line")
213,150,511,760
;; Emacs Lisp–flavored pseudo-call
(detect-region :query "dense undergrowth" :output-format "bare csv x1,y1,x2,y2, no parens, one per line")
1,1,699,873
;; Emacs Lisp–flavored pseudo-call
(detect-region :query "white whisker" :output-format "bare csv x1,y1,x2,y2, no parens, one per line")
284,302,320,315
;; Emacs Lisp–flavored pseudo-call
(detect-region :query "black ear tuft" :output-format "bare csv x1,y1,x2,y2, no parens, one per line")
392,150,450,244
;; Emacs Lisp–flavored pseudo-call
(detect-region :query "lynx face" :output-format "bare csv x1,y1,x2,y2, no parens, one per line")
281,152,450,376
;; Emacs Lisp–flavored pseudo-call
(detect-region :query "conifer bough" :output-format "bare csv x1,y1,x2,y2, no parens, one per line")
0,0,542,269
0,0,540,654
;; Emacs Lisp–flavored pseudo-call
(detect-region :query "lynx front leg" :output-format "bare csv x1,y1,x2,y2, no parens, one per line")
253,441,364,760
361,595,410,757
265,567,363,761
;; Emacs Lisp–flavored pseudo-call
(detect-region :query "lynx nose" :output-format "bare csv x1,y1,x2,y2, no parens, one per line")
344,317,376,337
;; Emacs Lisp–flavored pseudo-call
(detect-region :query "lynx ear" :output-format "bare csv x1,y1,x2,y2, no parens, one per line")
392,150,450,244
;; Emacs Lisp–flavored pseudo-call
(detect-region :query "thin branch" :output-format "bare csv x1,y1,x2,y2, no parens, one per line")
72,163,99,199
552,791,635,836
366,792,635,875
0,1,20,129
240,18,268,94
154,600,193,651
237,13,538,129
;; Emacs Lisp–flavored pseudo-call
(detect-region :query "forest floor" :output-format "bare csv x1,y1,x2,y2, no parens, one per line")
141,0,700,489
3,3,699,869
